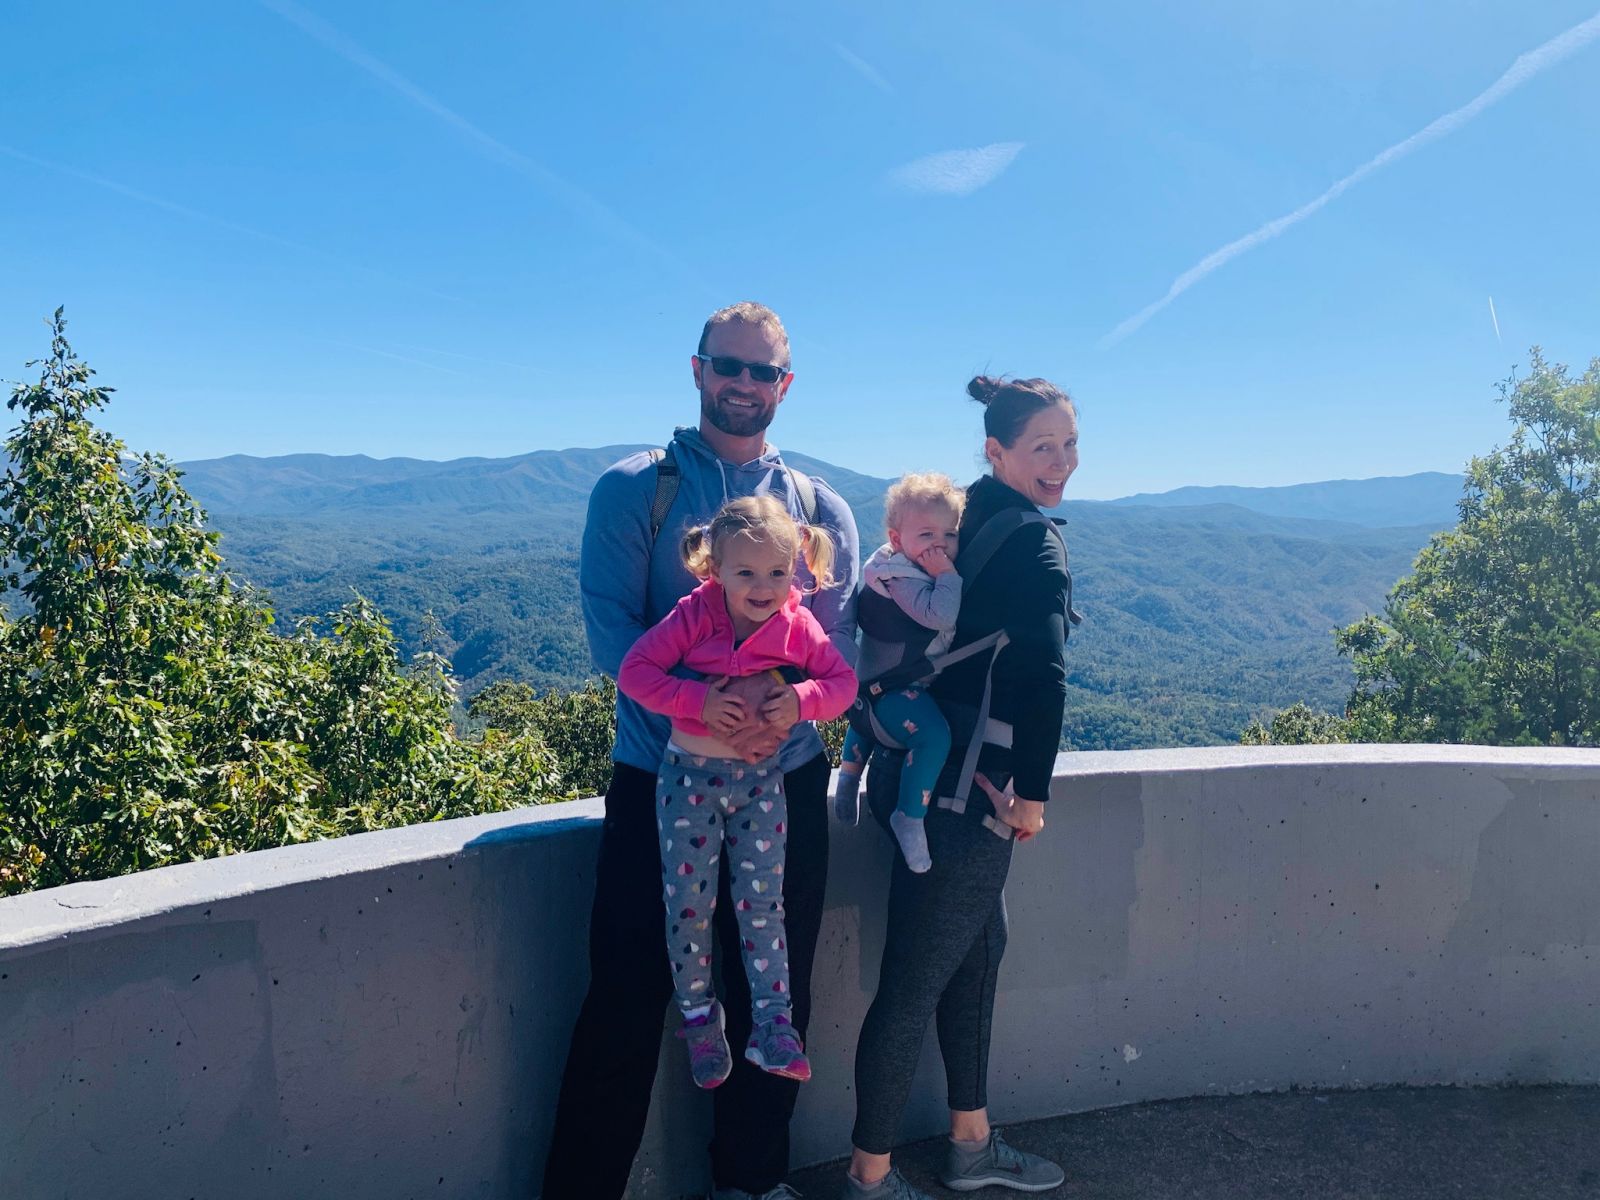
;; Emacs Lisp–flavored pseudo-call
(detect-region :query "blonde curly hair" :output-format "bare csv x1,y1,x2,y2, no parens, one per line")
883,471,965,535
680,494,838,592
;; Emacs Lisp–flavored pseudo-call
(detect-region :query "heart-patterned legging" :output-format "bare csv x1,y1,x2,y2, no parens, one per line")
656,744,791,1022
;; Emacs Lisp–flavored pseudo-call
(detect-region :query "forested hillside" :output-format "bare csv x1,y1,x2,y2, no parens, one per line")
1106,473,1461,527
183,449,1443,749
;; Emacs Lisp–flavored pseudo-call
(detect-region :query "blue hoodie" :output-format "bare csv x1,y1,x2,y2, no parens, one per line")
580,426,860,774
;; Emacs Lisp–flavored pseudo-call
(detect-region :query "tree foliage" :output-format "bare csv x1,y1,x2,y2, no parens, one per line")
1335,350,1600,745
468,677,617,800
1239,702,1351,746
0,313,560,896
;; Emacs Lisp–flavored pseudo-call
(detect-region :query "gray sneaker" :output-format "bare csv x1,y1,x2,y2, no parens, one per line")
941,1129,1065,1193
713,1184,802,1200
744,1014,812,1081
840,1167,934,1199
677,1001,733,1089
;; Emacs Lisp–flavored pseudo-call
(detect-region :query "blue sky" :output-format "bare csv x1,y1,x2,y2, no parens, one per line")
3,1,1597,499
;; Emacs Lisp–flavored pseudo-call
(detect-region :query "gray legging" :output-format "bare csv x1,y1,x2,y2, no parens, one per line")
850,750,1016,1154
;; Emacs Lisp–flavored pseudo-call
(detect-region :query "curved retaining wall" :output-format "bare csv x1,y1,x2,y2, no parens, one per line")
3,745,1599,1199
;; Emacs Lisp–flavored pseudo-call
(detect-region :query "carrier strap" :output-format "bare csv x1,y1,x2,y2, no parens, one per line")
646,444,817,543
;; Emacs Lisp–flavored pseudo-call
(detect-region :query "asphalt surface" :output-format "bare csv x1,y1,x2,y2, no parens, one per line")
784,1086,1600,1200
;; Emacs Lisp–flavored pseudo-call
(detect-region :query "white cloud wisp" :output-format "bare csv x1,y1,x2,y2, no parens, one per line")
258,0,687,279
0,143,465,306
835,44,895,95
1103,9,1600,346
890,142,1024,197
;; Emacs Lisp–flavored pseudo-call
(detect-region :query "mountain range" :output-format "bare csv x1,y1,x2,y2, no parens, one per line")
174,447,1463,750
179,447,1460,529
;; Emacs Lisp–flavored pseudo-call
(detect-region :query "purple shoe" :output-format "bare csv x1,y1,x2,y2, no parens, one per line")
745,1014,812,1082
678,1001,734,1089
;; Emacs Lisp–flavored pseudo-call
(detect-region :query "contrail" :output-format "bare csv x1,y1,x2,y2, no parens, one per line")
257,0,691,280
835,44,895,95
1488,296,1502,343
1103,10,1600,346
334,342,472,377
0,144,466,306
400,345,556,375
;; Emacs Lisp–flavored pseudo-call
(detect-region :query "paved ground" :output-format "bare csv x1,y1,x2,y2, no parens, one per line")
785,1086,1600,1200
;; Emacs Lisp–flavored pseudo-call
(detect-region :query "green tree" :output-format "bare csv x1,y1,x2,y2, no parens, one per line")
1239,702,1350,746
469,677,617,799
0,312,558,896
1335,350,1600,745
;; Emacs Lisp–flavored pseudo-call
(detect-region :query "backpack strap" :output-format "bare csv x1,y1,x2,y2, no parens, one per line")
647,443,820,544
646,447,680,542
785,464,817,525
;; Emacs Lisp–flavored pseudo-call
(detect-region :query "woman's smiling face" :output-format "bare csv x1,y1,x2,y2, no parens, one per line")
985,403,1079,508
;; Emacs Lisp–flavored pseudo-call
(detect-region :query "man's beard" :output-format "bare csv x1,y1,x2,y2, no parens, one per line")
700,386,776,439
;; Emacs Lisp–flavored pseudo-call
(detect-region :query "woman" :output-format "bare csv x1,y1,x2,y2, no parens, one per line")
843,375,1079,1198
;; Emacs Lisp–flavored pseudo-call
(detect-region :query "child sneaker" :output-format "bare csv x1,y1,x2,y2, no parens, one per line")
677,1001,734,1089
744,1014,812,1081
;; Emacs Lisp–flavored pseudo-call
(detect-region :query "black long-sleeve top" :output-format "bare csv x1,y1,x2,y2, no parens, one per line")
932,474,1071,803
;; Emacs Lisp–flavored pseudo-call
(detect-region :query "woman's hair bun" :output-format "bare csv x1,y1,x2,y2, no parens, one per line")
966,375,1002,406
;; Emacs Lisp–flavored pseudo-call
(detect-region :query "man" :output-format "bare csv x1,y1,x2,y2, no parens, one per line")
542,302,860,1200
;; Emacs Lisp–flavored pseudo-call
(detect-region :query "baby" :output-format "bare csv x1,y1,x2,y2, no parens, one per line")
834,473,964,872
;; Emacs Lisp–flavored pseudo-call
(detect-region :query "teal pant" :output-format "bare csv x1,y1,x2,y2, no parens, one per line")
840,686,951,818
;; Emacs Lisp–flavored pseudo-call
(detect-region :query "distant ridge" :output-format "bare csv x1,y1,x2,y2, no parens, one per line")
178,448,1462,531
176,446,651,516
1102,471,1463,529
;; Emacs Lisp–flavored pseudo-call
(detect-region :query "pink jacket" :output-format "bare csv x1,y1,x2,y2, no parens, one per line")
617,578,858,736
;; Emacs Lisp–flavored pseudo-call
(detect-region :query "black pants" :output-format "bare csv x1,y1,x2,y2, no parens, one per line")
541,752,831,1199
850,750,1015,1154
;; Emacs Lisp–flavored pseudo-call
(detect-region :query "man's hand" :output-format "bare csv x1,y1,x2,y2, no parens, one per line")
699,677,747,737
718,672,790,762
760,684,801,729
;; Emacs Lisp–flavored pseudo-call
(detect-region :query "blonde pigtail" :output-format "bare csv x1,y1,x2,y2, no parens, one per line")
680,524,716,579
798,523,838,593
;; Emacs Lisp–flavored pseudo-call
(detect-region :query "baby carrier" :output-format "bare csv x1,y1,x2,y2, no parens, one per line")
847,507,1081,832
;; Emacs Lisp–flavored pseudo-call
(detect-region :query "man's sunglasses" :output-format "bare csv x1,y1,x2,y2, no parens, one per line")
695,354,789,385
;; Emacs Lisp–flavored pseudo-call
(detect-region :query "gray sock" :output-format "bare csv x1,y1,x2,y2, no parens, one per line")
889,809,931,873
950,1132,990,1159
844,1170,890,1195
833,769,863,824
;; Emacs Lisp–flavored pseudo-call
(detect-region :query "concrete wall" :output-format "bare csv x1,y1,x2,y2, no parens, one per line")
3,745,1599,1200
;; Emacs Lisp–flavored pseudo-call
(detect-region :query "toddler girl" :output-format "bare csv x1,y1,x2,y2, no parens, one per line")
617,494,856,1090
833,473,964,873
